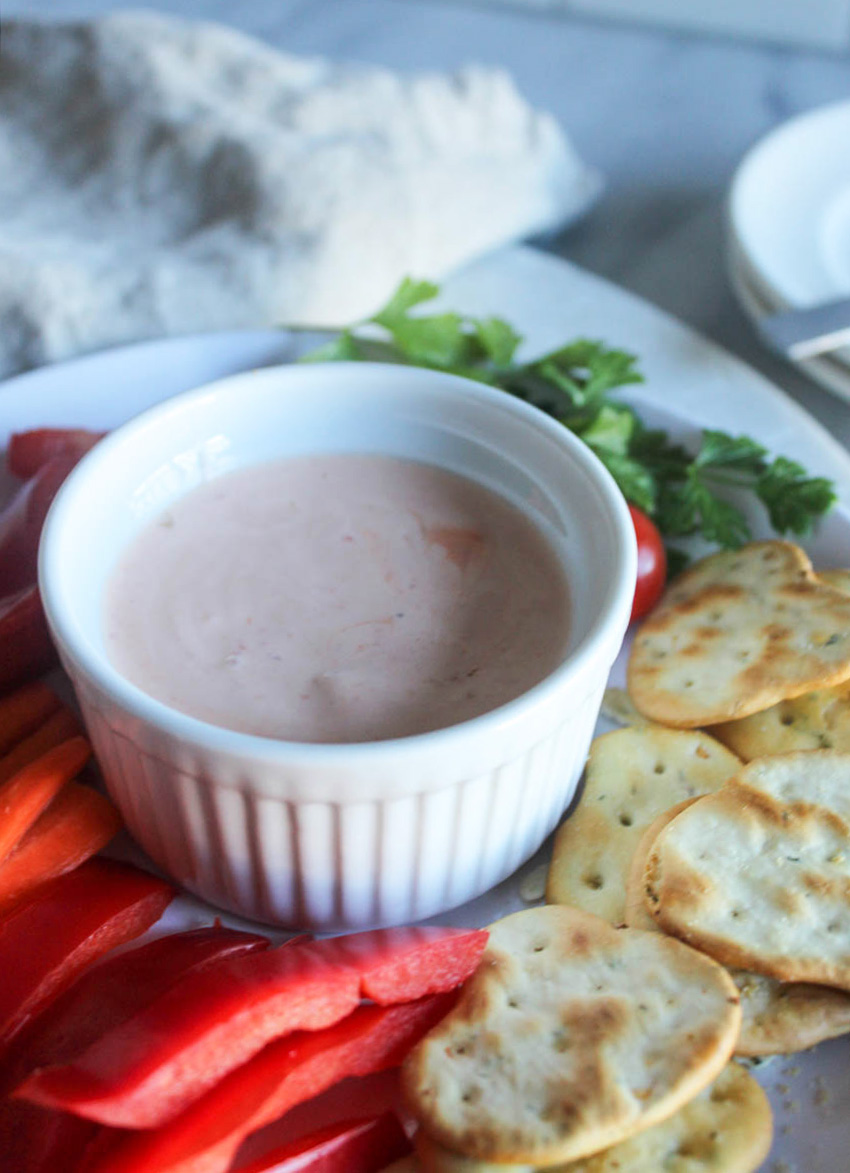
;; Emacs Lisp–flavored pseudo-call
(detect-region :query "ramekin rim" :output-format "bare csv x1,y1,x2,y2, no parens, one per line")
39,361,637,764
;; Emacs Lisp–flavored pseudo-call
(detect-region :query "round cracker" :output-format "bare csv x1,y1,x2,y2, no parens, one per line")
403,906,741,1167
566,1062,772,1173
710,681,850,759
546,726,740,922
645,752,850,989
628,541,850,727
626,796,850,1056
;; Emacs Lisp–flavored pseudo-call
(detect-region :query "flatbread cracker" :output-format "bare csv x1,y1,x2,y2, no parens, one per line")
818,568,850,594
627,541,850,727
626,798,850,1056
645,751,850,988
624,799,699,934
710,681,850,759
403,906,741,1166
416,1132,532,1171
416,1065,770,1173
546,727,740,922
564,1062,772,1173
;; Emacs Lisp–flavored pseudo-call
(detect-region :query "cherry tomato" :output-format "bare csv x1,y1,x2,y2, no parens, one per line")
628,504,666,622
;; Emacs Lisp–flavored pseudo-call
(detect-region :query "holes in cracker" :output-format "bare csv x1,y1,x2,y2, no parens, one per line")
461,1087,482,1105
583,873,604,891
653,762,666,775
780,713,795,727
619,812,634,827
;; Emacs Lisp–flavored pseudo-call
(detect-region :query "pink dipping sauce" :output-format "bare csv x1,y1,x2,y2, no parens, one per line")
104,454,571,743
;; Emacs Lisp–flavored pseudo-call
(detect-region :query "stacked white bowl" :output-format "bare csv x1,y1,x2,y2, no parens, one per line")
727,99,850,400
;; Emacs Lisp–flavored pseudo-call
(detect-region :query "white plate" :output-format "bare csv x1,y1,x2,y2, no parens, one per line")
3,244,850,1172
729,99,850,315
727,234,850,404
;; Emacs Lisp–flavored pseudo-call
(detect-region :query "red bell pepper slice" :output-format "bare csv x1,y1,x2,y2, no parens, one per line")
0,454,80,597
0,584,58,693
7,428,105,480
0,858,174,1059
81,992,455,1173
0,681,60,757
20,927,485,1129
0,1097,100,1173
236,1112,411,1173
3,925,270,1095
310,927,488,1004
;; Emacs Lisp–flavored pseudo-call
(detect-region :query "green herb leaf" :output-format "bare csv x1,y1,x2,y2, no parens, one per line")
693,430,768,473
299,277,837,559
370,278,440,329
594,451,656,513
580,404,635,458
299,331,362,363
473,317,523,366
757,457,837,536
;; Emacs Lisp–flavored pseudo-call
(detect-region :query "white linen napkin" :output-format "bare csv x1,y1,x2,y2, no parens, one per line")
0,10,601,378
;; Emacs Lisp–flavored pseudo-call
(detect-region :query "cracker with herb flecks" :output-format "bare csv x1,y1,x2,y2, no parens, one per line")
645,751,850,989
627,541,850,727
626,798,850,1056
710,680,850,759
708,570,850,759
563,1062,771,1173
818,568,850,594
415,1066,771,1173
546,727,740,923
402,906,741,1167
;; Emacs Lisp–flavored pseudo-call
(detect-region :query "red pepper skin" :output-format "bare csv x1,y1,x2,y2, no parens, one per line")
0,859,174,1060
310,927,488,1005
81,992,455,1173
20,927,486,1130
236,1112,411,1173
7,429,105,481
0,1097,100,1173
20,943,363,1128
0,585,57,693
0,454,80,597
3,925,270,1095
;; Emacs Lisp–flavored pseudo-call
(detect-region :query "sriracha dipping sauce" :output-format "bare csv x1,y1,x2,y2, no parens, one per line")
104,453,571,743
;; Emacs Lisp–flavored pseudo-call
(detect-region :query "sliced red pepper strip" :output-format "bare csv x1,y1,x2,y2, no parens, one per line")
0,1097,100,1173
310,927,489,1005
0,780,124,916
0,858,174,1059
20,927,486,1130
20,942,363,1128
0,681,60,757
0,584,58,693
0,706,82,788
0,454,80,597
3,925,270,1095
7,428,105,480
0,735,92,865
236,1112,411,1173
82,993,455,1173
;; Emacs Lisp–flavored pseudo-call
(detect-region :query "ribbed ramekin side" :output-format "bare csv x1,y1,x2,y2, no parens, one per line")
76,678,606,929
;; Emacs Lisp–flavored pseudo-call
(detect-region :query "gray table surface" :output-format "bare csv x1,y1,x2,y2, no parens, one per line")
7,0,850,447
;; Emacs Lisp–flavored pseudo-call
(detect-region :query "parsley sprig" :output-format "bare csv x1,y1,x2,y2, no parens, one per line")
303,278,836,555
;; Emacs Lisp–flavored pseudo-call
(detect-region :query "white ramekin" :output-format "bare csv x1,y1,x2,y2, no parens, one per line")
39,362,636,929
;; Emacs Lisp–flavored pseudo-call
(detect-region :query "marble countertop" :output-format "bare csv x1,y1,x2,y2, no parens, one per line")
7,0,850,445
